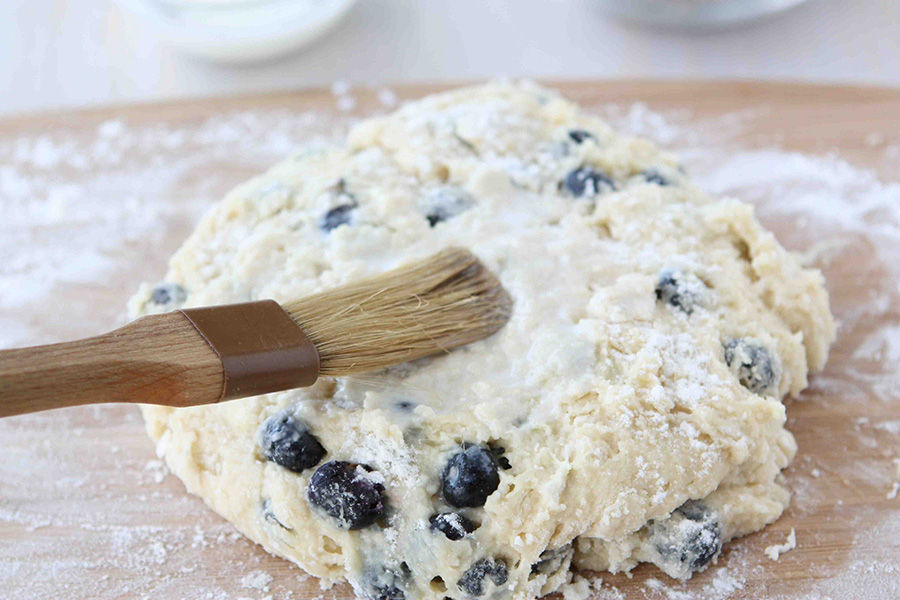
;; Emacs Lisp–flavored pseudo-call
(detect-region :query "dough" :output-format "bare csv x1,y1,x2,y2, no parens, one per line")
129,82,835,599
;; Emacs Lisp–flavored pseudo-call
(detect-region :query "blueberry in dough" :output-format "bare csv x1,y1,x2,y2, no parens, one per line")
530,544,572,575
128,83,838,597
649,500,722,578
567,129,594,144
429,512,476,540
673,501,721,570
321,203,356,232
150,283,187,307
562,166,616,198
491,445,512,470
642,169,671,186
364,564,410,600
306,461,385,529
441,444,501,508
422,186,474,227
260,411,326,473
370,584,405,600
261,499,292,531
457,558,508,597
655,269,705,315
675,500,712,522
724,339,777,394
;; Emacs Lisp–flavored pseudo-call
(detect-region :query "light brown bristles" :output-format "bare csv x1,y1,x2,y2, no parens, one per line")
282,248,512,377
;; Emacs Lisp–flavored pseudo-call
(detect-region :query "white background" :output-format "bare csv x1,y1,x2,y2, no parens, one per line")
2,0,899,116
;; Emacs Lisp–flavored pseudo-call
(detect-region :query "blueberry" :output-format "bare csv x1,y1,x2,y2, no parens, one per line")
724,339,777,394
321,203,356,232
370,584,405,600
676,500,712,522
306,461,385,530
260,412,326,473
441,444,501,508
492,446,512,470
261,499,292,531
642,169,671,186
457,558,508,597
422,186,474,227
530,544,572,575
364,564,409,600
568,130,595,144
562,166,616,198
655,269,705,315
150,283,187,307
649,500,722,578
395,400,416,412
429,512,476,541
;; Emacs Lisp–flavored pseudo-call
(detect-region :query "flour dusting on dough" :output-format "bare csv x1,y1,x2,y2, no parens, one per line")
131,82,835,600
1,83,899,599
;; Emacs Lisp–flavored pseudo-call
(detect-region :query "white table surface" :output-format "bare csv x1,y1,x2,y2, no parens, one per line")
2,0,899,117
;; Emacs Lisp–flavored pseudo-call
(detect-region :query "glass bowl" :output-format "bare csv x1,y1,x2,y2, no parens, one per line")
114,0,357,64
596,0,813,29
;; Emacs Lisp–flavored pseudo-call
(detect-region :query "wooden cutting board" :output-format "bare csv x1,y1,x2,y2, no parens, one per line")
1,82,898,600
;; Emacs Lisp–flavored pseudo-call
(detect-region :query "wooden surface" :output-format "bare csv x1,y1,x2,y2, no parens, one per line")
0,81,899,600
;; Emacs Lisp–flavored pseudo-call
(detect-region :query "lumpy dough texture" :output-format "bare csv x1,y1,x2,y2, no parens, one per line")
129,82,835,599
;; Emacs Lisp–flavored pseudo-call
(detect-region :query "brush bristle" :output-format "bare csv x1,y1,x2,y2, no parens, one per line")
282,248,512,377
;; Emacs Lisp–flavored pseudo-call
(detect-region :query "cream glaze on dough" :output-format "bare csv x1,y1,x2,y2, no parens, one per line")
130,82,835,600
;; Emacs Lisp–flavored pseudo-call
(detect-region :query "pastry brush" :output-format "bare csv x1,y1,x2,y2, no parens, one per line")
0,248,511,418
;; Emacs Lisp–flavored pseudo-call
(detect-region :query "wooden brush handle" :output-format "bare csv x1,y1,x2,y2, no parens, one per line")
0,312,225,418
0,300,321,418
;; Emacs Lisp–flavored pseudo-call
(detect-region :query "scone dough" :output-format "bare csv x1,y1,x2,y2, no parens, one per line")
130,82,835,600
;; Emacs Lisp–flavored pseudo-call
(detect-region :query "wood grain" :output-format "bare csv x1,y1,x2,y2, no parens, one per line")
0,312,224,416
0,81,898,600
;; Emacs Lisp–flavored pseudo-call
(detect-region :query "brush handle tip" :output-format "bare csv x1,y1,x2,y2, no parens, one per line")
0,300,322,418
0,312,224,418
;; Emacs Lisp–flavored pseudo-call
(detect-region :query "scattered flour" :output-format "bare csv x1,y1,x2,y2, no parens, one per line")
143,460,170,485
2,85,899,599
240,570,274,591
764,529,797,561
377,87,399,107
335,95,357,112
330,80,351,97
873,420,900,435
640,567,744,600
707,569,743,595
0,110,353,348
331,79,357,112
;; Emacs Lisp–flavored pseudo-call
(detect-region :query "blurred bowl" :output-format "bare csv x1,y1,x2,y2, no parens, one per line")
114,0,357,64
596,0,813,29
